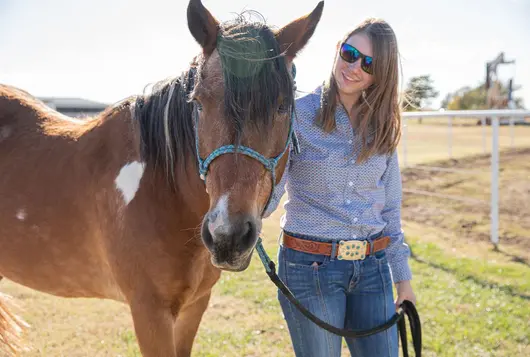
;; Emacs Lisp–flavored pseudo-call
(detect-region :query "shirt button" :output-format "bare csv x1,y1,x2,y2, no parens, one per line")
346,200,351,204
348,181,353,186
352,234,357,239
353,217,358,222
348,140,353,144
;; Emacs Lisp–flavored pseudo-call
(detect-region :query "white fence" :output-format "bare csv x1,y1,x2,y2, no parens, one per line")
400,109,530,248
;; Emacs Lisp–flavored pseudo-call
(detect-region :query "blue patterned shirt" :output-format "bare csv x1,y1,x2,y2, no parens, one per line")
264,86,412,283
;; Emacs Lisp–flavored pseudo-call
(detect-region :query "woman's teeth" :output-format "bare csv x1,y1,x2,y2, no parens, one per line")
343,72,358,82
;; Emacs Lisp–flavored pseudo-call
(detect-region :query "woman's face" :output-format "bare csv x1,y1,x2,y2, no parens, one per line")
333,33,374,97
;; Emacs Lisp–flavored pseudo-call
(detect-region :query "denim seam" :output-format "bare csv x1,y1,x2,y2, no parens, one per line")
380,261,393,357
314,267,336,356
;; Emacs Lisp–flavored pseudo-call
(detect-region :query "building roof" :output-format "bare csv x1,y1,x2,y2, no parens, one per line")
38,97,109,110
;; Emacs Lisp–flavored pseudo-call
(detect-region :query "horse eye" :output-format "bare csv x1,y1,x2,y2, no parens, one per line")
194,100,203,111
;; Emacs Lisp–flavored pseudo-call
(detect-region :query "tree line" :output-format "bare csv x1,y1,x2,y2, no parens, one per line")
401,74,525,111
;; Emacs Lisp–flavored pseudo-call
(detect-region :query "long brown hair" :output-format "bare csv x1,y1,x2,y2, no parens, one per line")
316,18,402,163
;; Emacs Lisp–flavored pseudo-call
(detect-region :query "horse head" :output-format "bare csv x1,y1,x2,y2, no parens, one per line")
187,0,324,271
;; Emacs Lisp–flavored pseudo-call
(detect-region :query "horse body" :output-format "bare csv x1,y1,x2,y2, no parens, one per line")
0,85,213,298
1,89,122,298
0,0,324,355
0,83,219,354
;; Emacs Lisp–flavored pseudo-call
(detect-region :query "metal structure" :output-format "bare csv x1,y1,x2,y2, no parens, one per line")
485,53,523,124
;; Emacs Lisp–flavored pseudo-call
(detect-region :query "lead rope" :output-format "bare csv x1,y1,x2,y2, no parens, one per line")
254,237,422,356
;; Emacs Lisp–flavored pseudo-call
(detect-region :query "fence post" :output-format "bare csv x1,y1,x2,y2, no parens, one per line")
490,116,500,249
481,118,487,154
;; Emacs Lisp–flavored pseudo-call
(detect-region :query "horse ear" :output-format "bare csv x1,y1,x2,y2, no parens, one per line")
274,1,324,62
187,0,220,56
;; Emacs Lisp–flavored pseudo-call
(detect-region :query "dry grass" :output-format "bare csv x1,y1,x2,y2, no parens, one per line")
401,147,530,259
398,121,530,165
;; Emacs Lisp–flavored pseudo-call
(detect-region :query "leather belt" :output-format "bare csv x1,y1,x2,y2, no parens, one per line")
282,232,390,261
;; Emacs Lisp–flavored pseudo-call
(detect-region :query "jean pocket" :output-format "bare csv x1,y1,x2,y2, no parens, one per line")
281,246,330,270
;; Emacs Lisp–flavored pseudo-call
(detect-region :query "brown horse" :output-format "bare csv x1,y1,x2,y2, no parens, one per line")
0,0,324,355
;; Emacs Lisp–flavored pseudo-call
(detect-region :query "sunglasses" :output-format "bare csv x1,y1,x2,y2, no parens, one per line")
339,42,374,75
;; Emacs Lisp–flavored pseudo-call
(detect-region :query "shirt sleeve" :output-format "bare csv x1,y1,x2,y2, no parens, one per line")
380,150,412,283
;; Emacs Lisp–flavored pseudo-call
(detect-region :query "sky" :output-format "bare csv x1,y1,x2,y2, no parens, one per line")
1,0,528,109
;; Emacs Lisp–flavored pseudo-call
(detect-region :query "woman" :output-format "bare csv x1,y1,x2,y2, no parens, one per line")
264,18,416,357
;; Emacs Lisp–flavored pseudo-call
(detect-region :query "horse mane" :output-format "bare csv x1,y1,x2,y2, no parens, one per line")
131,11,295,181
132,69,196,181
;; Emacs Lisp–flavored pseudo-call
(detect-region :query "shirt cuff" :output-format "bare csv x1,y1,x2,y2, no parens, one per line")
388,257,412,283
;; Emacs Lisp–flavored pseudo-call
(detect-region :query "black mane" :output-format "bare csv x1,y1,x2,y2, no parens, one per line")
133,69,197,179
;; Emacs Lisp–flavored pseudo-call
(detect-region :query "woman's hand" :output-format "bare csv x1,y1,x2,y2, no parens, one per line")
394,280,416,310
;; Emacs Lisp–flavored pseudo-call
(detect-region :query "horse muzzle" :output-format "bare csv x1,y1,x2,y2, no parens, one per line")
200,212,259,271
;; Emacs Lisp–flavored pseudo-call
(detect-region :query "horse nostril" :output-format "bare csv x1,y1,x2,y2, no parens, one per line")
241,221,251,237
238,218,256,250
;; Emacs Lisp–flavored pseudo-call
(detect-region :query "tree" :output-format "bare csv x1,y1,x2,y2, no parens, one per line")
402,75,439,111
447,85,486,110
440,93,453,109
444,82,524,110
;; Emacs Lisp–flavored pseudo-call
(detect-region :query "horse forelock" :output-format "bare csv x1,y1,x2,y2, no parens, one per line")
215,15,295,137
131,11,295,183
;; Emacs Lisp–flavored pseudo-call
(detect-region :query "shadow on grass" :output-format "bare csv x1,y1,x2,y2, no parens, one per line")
409,249,530,301
495,247,530,268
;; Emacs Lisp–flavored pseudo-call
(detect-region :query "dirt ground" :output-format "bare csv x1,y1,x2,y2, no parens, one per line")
401,147,530,263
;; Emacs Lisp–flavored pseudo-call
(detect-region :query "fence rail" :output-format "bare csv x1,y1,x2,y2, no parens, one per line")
400,109,530,248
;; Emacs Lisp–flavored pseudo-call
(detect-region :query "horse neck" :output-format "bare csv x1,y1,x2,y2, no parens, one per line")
64,103,207,243
124,93,210,221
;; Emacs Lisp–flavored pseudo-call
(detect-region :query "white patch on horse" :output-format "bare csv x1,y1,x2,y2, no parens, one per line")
16,209,27,221
0,126,12,142
115,161,146,205
208,194,230,236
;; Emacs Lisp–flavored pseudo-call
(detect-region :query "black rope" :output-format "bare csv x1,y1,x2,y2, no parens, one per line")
265,260,422,356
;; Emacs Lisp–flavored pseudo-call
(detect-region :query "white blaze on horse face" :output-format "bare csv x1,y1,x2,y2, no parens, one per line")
115,161,146,205
208,194,230,237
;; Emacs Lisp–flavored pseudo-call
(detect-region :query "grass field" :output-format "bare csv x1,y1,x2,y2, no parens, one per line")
2,124,530,356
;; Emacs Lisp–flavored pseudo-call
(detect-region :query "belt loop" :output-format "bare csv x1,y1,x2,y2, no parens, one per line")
330,241,337,261
369,239,375,256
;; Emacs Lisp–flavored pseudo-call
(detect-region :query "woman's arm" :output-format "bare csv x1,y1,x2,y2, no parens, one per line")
380,150,412,283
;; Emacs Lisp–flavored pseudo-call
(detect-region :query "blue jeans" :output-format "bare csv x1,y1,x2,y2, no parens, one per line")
277,232,398,357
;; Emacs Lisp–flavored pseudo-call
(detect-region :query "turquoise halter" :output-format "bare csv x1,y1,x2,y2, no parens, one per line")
192,65,299,216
